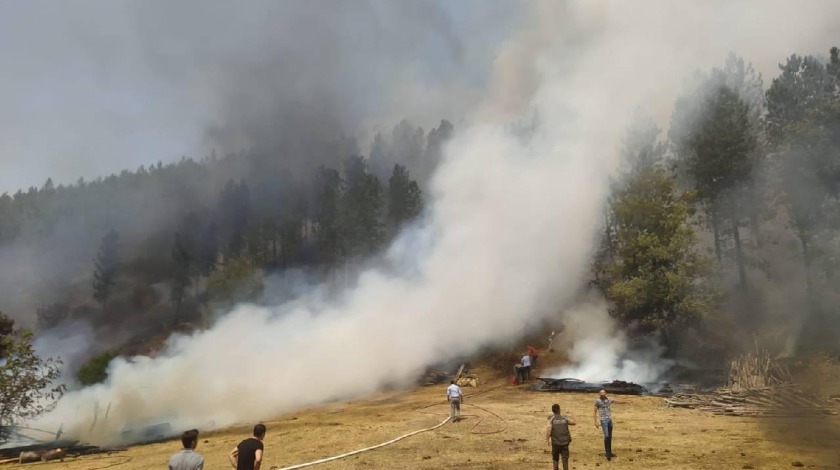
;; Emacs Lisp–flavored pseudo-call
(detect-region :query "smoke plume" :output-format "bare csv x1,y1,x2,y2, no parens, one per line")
547,299,674,384
25,0,840,445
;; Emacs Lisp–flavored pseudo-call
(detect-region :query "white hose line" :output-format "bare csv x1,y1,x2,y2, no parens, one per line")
271,416,451,470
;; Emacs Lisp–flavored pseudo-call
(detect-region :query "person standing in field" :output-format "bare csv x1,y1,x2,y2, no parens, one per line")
229,424,266,470
168,429,204,470
545,404,576,470
593,389,615,461
446,379,463,422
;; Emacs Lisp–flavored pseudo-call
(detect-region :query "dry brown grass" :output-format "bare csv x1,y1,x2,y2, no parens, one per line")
9,364,840,470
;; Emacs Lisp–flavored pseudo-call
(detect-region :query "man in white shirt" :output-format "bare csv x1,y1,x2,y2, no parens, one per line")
446,380,463,422
520,352,532,382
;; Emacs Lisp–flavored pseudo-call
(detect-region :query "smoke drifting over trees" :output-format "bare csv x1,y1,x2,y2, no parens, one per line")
0,0,839,447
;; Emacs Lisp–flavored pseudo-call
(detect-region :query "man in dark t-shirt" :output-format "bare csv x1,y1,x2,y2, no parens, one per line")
229,424,266,470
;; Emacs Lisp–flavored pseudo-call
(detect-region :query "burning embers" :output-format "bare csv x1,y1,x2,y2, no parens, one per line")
532,378,649,395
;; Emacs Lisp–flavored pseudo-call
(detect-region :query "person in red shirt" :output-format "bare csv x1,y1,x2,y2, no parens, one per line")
528,345,538,369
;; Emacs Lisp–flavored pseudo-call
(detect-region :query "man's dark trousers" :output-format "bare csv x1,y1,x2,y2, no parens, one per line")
552,443,569,470
600,418,613,458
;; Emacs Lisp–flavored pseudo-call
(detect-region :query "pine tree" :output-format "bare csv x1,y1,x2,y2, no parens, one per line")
605,167,718,347
387,164,423,231
340,157,384,256
92,229,119,304
766,48,840,290
314,166,342,267
671,76,758,290
170,230,192,312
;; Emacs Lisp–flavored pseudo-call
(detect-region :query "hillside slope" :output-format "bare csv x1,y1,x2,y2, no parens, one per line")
22,362,840,470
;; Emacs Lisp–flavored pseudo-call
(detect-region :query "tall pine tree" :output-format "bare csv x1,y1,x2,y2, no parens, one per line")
387,164,423,231
92,229,119,305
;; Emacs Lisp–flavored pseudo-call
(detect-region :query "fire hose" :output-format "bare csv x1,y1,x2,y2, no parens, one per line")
271,384,508,470
270,416,451,470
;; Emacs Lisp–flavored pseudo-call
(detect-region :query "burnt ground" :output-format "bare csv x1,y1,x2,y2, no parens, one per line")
14,361,840,470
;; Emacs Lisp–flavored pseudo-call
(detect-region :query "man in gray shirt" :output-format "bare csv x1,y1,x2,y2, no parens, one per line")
593,389,615,461
168,429,205,470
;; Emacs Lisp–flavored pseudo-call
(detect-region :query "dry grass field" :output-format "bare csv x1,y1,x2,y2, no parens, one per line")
6,363,839,470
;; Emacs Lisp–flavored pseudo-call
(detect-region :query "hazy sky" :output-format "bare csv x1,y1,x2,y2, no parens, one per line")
0,0,518,193
3,1,839,195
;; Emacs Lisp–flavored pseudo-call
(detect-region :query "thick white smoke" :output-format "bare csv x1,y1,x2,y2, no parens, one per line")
33,0,840,443
37,87,611,444
547,299,674,384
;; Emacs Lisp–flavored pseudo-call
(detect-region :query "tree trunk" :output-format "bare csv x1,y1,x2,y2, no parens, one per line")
281,236,287,270
732,218,748,291
750,215,762,249
604,211,613,256
662,327,677,357
272,235,278,269
801,236,813,292
711,210,722,262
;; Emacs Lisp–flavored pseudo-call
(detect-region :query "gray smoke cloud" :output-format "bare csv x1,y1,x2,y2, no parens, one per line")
0,0,518,327
0,0,518,192
19,0,840,447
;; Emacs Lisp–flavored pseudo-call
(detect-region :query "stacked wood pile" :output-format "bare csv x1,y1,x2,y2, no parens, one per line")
422,364,465,386
726,349,793,390
0,443,126,465
457,374,479,387
665,350,837,417
421,370,450,386
665,385,835,417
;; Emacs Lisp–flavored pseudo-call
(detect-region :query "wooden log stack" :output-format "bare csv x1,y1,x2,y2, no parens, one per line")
665,385,836,417
665,350,837,417
726,349,793,391
422,364,465,386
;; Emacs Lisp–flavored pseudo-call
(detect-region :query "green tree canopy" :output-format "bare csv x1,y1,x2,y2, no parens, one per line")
0,312,64,441
76,350,119,386
603,167,719,345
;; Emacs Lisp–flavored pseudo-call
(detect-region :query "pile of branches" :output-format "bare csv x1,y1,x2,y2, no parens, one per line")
421,371,450,386
665,384,835,417
421,364,465,386
0,441,126,464
665,349,837,417
726,349,793,390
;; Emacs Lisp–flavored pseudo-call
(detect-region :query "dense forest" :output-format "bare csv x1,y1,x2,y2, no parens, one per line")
0,119,453,360
594,48,840,358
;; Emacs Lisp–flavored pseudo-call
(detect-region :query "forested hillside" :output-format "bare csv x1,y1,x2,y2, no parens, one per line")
0,119,453,357
3,47,840,380
594,49,840,358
